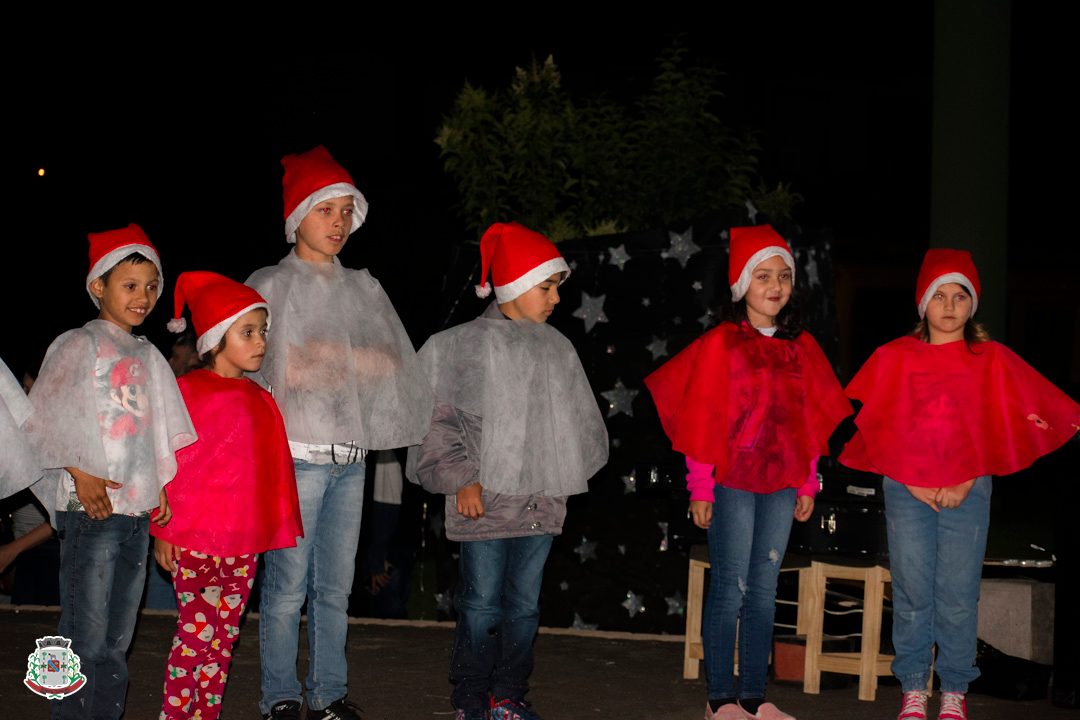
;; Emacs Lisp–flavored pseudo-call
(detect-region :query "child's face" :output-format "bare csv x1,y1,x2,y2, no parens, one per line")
211,308,269,379
91,260,160,333
743,255,792,327
500,273,562,324
295,196,356,263
924,282,972,344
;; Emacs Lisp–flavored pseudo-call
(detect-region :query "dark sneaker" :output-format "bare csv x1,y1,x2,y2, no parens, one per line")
308,697,363,720
490,698,543,720
264,700,303,720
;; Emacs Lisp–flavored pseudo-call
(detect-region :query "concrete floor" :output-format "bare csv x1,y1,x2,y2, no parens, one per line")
0,606,1075,719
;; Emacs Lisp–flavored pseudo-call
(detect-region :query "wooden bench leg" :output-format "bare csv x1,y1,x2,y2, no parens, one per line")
684,560,707,679
857,565,887,701
802,562,825,694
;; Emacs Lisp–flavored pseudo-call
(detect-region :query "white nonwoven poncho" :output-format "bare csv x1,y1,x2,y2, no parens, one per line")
25,319,196,520
408,303,609,497
246,250,434,448
0,358,41,499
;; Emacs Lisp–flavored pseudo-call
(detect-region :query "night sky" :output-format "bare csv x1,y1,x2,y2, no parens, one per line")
5,7,1074,390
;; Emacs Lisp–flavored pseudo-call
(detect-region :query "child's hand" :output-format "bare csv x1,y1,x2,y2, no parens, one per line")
689,500,712,529
456,483,485,520
154,537,180,574
935,479,976,509
68,467,122,520
905,484,941,512
794,495,815,522
151,487,172,527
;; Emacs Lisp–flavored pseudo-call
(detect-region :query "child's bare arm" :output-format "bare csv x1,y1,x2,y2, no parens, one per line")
67,467,123,519
152,486,172,527
689,500,712,529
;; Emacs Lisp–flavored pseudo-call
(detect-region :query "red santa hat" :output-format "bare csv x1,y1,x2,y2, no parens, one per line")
915,248,981,318
728,224,795,301
474,222,571,303
86,224,163,308
168,271,270,355
282,145,369,243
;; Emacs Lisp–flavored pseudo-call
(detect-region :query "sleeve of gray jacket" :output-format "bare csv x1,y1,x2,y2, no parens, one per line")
408,402,481,495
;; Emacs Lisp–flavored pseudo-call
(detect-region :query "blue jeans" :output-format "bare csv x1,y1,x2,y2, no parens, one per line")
450,534,554,711
259,460,365,714
703,484,796,700
52,511,150,720
884,476,991,693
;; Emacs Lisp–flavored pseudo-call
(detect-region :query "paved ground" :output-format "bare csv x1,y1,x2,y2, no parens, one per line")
0,606,1075,719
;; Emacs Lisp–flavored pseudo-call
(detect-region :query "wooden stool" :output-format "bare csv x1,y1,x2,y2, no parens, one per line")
683,545,710,679
801,560,892,701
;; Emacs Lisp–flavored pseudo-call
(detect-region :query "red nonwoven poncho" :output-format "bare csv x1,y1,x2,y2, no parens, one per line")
645,322,852,493
840,337,1080,487
152,369,302,557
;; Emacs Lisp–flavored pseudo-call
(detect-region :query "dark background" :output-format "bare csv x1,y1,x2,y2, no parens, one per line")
3,7,1075,633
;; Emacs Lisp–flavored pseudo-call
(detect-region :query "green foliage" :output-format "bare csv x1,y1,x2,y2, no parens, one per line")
436,44,779,240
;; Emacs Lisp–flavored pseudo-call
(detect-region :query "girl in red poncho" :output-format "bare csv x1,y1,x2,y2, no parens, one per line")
840,249,1079,720
151,271,302,720
646,225,851,720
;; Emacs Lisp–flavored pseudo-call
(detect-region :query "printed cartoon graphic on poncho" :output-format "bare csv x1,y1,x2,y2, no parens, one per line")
86,337,159,509
907,371,964,463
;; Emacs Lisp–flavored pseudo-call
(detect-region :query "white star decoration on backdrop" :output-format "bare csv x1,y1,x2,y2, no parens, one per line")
572,613,599,631
572,292,608,333
641,297,651,307
622,591,646,618
607,244,631,271
666,591,686,616
573,537,598,563
601,380,639,417
661,228,701,268
621,470,637,494
646,336,668,360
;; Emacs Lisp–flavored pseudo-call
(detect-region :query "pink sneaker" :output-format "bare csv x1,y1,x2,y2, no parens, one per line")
898,690,929,720
745,702,795,720
937,692,967,720
705,702,751,720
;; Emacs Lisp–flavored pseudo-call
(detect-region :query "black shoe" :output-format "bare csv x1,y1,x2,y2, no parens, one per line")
308,697,363,720
264,700,303,720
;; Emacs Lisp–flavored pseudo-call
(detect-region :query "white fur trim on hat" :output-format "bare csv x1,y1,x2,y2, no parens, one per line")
729,246,795,301
285,182,369,243
86,245,164,309
196,302,270,355
917,272,979,319
493,258,571,304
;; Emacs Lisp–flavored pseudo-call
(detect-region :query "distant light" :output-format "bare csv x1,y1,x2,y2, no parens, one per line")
37,168,45,177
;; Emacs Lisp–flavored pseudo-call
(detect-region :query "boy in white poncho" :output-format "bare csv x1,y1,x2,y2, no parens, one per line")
248,146,433,720
408,222,609,720
25,224,196,720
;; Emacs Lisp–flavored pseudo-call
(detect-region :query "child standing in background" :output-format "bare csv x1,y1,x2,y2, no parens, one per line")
646,225,851,720
409,222,609,720
840,249,1079,720
247,146,433,720
152,271,302,720
26,224,196,720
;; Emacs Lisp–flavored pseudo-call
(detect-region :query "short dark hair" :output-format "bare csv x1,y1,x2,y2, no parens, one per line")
99,252,154,284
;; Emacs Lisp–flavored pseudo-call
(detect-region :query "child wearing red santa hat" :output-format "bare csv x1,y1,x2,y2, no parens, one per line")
247,146,433,720
408,222,609,720
152,271,302,720
645,224,851,720
840,249,1079,720
24,224,196,719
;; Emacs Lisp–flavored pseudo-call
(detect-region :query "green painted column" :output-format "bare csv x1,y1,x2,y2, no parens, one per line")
930,0,1011,336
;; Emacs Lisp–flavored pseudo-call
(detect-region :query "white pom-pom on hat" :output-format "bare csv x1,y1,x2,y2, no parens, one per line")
167,317,188,333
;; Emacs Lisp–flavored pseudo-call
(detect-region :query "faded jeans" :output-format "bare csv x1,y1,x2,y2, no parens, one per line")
258,460,365,714
703,484,796,700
